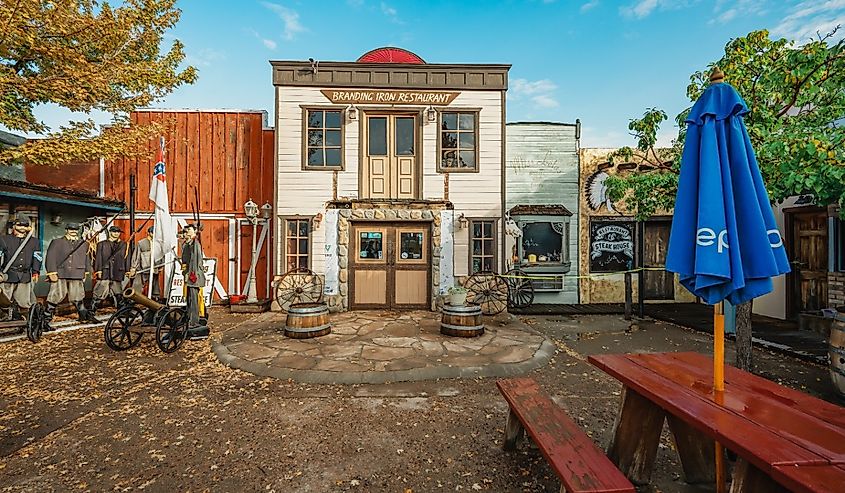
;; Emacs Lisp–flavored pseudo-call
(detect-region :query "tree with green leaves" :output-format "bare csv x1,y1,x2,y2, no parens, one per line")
605,29,845,370
0,0,197,165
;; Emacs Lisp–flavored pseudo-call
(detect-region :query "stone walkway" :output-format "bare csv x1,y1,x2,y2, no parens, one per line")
213,310,554,384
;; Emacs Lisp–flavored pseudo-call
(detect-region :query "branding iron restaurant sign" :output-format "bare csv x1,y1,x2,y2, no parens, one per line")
321,89,460,106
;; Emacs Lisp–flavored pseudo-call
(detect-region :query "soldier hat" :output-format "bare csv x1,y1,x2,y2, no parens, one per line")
65,222,81,230
12,213,30,226
108,225,123,233
147,226,154,234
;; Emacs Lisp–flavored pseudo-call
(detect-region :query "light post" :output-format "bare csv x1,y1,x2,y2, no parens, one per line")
244,199,259,303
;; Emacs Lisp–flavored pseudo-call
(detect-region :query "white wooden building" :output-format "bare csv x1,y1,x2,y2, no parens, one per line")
272,48,510,311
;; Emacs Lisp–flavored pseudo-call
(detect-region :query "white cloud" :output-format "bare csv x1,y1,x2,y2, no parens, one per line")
381,2,402,23
620,0,694,19
511,78,557,96
185,48,226,67
710,0,766,25
511,78,560,111
261,2,306,41
581,0,600,12
263,38,278,50
772,0,845,42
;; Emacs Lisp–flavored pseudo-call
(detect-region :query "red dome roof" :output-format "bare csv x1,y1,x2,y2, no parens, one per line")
357,47,425,64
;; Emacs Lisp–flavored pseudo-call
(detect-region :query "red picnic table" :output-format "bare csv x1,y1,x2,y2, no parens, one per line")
588,351,845,493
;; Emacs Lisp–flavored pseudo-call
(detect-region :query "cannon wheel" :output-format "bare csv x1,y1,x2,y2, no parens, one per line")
274,267,323,312
26,303,45,343
155,306,188,354
463,271,508,315
104,306,145,351
504,268,535,310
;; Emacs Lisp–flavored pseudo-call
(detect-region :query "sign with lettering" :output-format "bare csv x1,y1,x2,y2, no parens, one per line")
589,221,634,273
321,89,460,106
168,258,217,307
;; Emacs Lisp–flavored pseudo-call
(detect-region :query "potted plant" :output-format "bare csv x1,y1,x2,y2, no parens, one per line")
448,285,468,306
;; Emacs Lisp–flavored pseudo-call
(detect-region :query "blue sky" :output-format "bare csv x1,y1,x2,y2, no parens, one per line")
33,0,845,148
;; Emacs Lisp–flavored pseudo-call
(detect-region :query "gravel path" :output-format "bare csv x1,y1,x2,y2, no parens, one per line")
0,308,837,492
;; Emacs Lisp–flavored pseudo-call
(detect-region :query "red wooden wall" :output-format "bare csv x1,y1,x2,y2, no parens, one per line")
104,110,274,213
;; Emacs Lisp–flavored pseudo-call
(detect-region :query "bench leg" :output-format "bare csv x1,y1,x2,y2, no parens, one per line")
667,415,718,484
607,387,665,485
503,408,524,451
729,458,788,493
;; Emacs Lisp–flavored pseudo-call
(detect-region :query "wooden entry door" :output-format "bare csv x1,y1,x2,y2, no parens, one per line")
787,209,828,318
363,114,418,199
643,220,674,300
350,223,430,309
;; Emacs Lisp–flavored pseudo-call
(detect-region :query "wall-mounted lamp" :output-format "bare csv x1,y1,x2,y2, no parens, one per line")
312,212,324,229
426,106,437,123
347,105,358,121
454,212,468,230
50,214,62,226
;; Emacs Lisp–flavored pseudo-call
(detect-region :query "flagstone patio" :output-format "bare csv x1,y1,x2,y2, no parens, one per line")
212,310,555,384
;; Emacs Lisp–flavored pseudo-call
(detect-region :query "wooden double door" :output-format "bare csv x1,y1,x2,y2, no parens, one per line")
350,222,430,309
362,113,418,199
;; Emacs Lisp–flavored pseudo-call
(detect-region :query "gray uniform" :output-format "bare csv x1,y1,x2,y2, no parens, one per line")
131,237,161,297
0,234,41,309
45,236,91,304
181,238,205,326
93,239,130,301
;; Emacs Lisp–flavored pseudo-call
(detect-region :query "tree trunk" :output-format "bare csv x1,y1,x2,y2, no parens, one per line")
735,302,753,371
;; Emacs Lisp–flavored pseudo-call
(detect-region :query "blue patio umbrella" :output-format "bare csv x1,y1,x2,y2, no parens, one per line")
666,75,791,306
665,70,792,493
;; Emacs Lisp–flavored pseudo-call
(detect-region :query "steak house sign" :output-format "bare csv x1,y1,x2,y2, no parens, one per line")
321,89,460,105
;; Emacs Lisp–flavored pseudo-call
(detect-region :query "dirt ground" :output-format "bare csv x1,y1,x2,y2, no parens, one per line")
0,308,838,493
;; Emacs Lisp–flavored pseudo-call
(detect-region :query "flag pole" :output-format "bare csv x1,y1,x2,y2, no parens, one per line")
147,136,165,299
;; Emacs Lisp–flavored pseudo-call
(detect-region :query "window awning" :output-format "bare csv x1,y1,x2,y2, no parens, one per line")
0,179,124,211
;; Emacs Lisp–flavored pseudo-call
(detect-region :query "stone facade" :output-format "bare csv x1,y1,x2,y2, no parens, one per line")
830,272,845,309
324,200,452,312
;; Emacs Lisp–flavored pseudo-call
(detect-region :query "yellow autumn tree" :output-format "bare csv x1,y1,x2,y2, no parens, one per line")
0,0,197,165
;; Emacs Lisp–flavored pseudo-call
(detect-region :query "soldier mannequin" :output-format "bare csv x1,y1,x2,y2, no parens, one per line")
181,223,208,338
130,226,161,299
91,225,130,316
0,214,41,321
45,223,93,324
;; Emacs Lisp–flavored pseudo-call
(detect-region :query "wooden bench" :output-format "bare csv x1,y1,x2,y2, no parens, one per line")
588,351,845,493
496,378,635,493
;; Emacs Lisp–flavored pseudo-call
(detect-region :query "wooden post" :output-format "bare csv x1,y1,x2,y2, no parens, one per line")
637,221,645,318
624,271,632,320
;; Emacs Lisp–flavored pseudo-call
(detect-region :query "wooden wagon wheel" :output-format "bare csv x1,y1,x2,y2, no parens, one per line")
463,271,508,315
104,306,145,351
274,267,324,312
505,268,534,309
155,307,188,354
26,303,45,343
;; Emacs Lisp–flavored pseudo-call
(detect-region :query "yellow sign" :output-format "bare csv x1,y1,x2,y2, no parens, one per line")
320,89,460,106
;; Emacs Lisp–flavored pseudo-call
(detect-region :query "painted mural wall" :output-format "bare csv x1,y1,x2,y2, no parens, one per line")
505,122,579,304
578,148,694,304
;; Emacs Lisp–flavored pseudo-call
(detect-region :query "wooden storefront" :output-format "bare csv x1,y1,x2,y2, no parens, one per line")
24,110,277,301
272,47,509,311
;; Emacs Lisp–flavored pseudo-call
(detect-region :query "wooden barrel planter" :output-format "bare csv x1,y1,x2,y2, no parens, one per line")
284,302,331,339
440,303,484,337
829,313,845,398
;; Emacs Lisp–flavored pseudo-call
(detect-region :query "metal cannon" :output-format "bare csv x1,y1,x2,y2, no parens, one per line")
102,287,191,353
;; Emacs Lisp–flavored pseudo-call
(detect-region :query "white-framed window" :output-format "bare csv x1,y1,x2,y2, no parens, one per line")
438,111,478,172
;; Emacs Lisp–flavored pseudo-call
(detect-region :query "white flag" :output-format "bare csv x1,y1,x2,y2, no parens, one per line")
149,137,177,261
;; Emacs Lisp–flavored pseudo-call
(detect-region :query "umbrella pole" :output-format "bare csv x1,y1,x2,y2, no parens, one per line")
714,302,726,492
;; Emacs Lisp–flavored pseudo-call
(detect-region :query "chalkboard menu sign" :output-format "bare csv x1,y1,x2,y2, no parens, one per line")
589,221,635,272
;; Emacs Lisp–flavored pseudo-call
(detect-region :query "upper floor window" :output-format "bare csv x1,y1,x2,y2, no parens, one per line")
304,108,343,169
439,111,478,172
